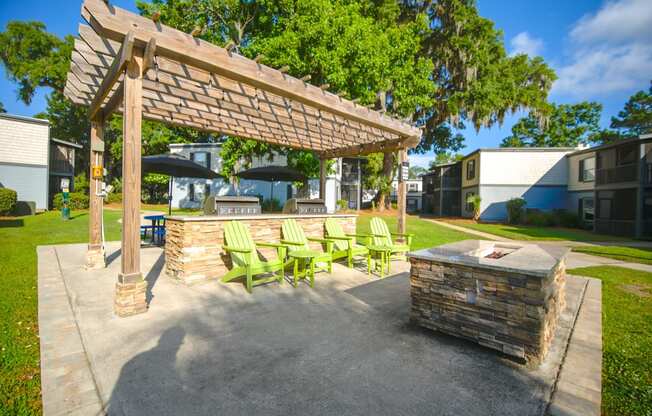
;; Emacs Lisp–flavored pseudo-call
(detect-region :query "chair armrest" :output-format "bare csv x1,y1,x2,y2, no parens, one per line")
222,245,253,253
324,236,352,250
324,235,354,240
280,240,304,246
256,241,286,248
346,233,370,239
307,237,334,244
257,242,287,260
391,232,413,238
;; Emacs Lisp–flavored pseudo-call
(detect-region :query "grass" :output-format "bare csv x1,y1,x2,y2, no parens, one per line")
0,210,122,415
442,219,628,242
567,266,652,416
572,245,652,265
357,212,475,250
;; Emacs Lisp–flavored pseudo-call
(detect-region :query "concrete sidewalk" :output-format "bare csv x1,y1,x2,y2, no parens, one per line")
38,242,598,416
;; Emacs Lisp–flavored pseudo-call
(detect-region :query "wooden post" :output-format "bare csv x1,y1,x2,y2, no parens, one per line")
114,52,147,317
86,116,106,269
319,158,327,200
397,149,407,235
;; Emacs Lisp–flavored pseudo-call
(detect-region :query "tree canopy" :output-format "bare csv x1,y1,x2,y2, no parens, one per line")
610,81,652,137
500,102,603,148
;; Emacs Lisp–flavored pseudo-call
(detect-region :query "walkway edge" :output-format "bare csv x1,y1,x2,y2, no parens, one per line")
547,276,602,416
38,245,104,415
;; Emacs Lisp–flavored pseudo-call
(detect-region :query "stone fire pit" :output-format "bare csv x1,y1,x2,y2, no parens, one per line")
408,240,568,365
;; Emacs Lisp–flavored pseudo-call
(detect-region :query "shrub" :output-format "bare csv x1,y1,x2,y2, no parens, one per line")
554,209,580,228
74,172,90,195
466,194,482,221
261,198,282,212
53,192,89,210
0,188,17,215
337,199,348,211
106,191,122,204
506,198,526,224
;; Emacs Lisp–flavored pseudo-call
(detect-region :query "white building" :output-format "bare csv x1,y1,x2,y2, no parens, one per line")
0,114,50,210
168,143,350,213
390,179,422,212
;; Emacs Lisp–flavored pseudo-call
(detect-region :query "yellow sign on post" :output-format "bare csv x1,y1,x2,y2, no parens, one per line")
92,166,103,180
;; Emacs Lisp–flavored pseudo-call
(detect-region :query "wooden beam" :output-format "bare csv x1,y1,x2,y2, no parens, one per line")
142,37,157,75
88,30,134,120
319,158,327,200
119,52,143,285
86,115,106,269
397,149,408,235
81,0,421,138
102,80,124,118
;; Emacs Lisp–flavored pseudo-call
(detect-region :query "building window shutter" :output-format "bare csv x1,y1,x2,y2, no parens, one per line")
579,160,584,182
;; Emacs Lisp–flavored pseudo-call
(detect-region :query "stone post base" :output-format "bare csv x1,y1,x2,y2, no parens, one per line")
85,246,106,270
114,277,147,317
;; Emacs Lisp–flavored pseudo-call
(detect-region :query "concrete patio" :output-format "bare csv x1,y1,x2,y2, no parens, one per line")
38,242,599,416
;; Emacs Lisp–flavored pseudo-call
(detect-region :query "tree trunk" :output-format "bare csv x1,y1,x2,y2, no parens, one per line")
377,151,394,211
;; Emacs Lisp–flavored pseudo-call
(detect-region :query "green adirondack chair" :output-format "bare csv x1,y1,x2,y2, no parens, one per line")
324,217,369,268
281,218,333,281
369,217,414,261
221,221,288,293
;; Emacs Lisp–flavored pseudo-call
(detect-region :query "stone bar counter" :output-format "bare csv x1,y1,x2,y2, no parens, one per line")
165,214,357,285
408,240,568,365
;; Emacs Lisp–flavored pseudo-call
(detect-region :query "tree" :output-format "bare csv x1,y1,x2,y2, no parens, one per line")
0,21,72,103
142,0,434,210
408,166,427,179
500,102,603,147
429,151,464,169
404,0,556,154
610,81,652,137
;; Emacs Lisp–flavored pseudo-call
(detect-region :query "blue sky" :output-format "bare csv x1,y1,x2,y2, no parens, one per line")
1,0,651,167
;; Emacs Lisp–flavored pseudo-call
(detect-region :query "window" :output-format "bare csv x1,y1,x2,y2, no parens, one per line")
465,191,475,212
616,144,637,166
190,152,211,169
579,197,594,222
408,183,418,192
190,182,209,202
466,159,476,180
204,183,211,198
578,157,595,182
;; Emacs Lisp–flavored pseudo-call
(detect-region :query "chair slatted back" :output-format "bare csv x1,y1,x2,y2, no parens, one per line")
324,218,349,252
282,218,310,252
224,221,259,267
370,217,392,246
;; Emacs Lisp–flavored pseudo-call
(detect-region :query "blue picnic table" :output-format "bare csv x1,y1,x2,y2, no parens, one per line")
142,214,166,245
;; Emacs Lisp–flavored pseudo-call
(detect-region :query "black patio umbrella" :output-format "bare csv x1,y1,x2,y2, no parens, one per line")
235,166,307,204
142,153,222,215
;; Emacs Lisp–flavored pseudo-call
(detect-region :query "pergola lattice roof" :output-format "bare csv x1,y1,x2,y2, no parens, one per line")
64,0,422,158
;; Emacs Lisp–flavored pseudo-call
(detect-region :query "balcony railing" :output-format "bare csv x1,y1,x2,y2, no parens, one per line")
595,164,637,185
49,158,74,174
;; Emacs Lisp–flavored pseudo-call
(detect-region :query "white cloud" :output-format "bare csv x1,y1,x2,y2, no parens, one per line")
510,32,544,57
552,0,652,98
570,0,652,44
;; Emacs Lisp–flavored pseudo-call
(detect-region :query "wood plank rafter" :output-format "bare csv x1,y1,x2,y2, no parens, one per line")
88,30,134,120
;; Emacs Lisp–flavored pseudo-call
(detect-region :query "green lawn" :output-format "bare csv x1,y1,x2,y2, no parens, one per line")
567,266,652,416
0,210,122,415
444,219,628,242
357,214,475,250
573,245,652,265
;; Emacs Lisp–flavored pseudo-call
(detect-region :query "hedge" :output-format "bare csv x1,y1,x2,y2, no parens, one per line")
0,188,17,215
53,192,89,210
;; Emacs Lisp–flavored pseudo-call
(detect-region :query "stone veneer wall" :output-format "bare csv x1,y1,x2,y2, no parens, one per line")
409,258,566,365
166,215,357,284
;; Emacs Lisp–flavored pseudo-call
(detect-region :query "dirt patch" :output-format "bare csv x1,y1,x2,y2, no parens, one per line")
619,284,652,298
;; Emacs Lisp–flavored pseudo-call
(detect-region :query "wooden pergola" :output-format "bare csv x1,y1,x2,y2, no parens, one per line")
65,0,421,316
